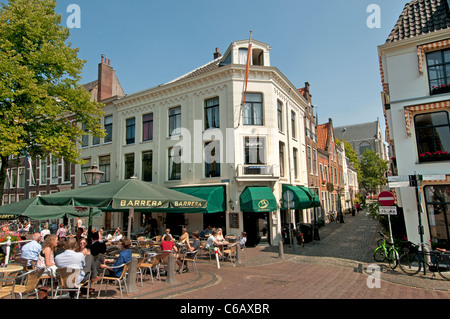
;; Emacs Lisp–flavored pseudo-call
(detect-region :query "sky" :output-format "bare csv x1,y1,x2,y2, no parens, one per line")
7,0,410,134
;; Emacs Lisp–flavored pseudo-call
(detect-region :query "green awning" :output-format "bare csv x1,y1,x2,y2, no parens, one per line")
171,186,225,214
282,184,312,209
240,187,277,213
308,188,321,208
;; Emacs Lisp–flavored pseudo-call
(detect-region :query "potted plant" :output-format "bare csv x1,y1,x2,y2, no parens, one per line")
419,151,450,162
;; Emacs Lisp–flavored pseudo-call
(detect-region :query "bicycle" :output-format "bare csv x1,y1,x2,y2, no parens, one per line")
291,229,304,247
373,231,399,269
398,241,450,280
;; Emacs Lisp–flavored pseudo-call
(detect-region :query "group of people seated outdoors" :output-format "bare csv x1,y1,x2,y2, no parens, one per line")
17,222,248,297
19,224,133,298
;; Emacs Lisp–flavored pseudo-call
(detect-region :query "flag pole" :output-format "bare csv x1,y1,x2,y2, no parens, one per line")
237,30,253,128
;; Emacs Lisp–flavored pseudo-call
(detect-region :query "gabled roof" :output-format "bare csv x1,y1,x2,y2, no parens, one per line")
334,121,379,142
82,80,98,93
316,123,330,151
386,0,450,43
166,57,222,84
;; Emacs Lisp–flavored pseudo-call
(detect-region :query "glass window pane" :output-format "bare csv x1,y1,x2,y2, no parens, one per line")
427,51,443,66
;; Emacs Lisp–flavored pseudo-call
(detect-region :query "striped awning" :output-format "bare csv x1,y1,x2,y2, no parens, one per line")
417,39,450,75
404,100,450,135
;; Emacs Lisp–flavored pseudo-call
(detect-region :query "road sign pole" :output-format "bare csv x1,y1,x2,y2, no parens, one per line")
411,173,426,275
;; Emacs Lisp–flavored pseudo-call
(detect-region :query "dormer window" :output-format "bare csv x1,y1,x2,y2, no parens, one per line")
252,48,264,66
239,48,248,64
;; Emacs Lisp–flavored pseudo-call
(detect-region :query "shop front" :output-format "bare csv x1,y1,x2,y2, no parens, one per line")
240,186,277,246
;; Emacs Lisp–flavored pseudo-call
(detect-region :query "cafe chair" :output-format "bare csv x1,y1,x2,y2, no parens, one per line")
140,254,161,283
179,250,199,274
97,261,131,299
131,257,145,287
0,267,45,299
223,244,238,263
54,268,91,299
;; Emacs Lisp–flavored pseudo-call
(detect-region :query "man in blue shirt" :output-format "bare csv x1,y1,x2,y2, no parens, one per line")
100,238,132,278
20,233,42,266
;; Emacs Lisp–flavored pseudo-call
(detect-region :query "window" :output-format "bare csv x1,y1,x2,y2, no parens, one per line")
291,111,296,139
142,151,152,182
205,141,220,178
425,185,450,249
80,158,91,185
169,107,181,136
427,49,450,95
293,148,298,179
239,48,248,64
359,142,371,155
313,149,318,175
104,115,113,143
29,156,37,186
279,142,285,177
124,153,135,179
204,97,220,129
81,123,89,147
307,146,312,174
92,120,100,145
18,168,25,188
320,164,324,182
99,155,111,183
244,137,266,164
242,93,263,125
143,113,153,141
51,156,58,184
126,117,135,144
40,156,47,185
414,111,450,162
63,159,71,183
168,147,181,180
277,100,283,132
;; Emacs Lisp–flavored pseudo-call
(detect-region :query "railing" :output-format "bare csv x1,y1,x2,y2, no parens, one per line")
236,164,279,179
0,237,31,266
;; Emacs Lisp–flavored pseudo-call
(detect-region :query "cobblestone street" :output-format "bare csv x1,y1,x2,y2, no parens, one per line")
114,209,450,301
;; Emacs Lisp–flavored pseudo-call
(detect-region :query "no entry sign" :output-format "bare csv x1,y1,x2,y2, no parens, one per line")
378,191,395,206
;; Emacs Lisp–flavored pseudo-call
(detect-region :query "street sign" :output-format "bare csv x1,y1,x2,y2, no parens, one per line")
388,181,410,188
379,206,397,215
378,191,395,206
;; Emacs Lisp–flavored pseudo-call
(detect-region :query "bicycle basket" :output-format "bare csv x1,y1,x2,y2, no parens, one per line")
401,241,419,254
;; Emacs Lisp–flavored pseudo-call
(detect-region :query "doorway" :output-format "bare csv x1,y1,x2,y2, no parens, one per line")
243,212,271,246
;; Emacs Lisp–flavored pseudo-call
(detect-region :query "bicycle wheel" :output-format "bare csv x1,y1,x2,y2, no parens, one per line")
377,239,384,247
399,253,421,275
373,246,386,262
387,248,399,270
437,257,450,281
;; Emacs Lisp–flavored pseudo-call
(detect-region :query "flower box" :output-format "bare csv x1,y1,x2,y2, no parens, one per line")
431,84,450,95
419,151,450,162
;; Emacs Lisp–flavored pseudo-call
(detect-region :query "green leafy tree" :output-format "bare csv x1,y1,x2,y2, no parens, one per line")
0,0,104,202
359,150,388,194
335,137,361,176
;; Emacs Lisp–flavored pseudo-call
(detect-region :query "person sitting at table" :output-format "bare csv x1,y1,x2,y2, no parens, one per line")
112,229,123,243
54,237,66,257
160,234,178,252
37,234,58,276
40,224,50,239
178,228,189,244
20,232,42,267
177,230,200,273
87,231,107,257
238,232,247,248
216,228,225,242
164,228,174,242
55,238,90,285
56,223,68,239
205,230,222,257
100,238,132,278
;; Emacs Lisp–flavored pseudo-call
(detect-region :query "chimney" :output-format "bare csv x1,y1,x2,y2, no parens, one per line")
98,54,113,101
214,47,221,59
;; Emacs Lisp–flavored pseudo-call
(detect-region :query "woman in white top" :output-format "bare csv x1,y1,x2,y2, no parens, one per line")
37,234,58,276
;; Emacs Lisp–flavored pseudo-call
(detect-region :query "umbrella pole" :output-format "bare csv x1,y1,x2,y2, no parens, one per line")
127,208,134,239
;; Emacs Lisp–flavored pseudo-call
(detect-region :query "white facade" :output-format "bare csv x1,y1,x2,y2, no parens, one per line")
79,40,311,246
378,28,450,246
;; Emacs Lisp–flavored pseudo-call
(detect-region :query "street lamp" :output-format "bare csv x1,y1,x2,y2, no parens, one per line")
83,163,104,243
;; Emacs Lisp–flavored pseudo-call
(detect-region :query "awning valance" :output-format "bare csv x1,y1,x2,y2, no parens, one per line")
172,186,225,214
282,185,312,209
240,187,277,213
